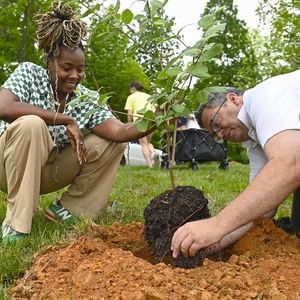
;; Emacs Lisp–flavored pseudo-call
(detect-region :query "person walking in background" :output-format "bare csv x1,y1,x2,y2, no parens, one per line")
177,116,188,130
124,81,160,167
0,1,158,243
177,114,197,130
186,113,200,129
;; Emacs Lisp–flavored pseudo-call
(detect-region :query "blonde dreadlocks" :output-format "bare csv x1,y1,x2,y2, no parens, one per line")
34,1,87,63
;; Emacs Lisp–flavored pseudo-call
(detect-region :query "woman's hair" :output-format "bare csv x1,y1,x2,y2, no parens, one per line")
129,81,144,91
33,1,87,63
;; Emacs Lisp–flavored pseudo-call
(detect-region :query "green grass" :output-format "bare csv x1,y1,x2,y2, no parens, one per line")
0,162,293,297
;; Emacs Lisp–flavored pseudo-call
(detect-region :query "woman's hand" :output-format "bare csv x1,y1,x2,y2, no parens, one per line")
66,122,86,164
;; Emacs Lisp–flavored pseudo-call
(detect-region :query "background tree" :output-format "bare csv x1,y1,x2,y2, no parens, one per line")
256,0,300,76
76,0,228,190
129,5,181,79
191,0,259,104
85,5,151,123
0,0,52,85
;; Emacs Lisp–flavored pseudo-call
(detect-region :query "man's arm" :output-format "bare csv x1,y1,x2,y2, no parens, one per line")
203,207,277,255
171,129,300,257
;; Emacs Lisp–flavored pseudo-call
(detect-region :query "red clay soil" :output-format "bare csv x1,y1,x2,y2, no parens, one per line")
10,217,300,299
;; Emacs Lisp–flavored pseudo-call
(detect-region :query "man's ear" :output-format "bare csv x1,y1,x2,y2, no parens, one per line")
227,93,242,106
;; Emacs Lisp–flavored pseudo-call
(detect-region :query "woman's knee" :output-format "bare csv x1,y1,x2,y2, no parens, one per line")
84,133,126,160
10,115,47,135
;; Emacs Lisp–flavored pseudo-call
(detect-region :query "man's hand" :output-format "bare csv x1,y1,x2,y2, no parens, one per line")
171,217,222,258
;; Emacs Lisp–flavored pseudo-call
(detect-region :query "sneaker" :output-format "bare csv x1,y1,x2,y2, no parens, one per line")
45,199,75,223
2,222,27,243
151,152,160,167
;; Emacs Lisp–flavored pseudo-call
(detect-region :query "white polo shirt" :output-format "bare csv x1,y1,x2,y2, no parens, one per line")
238,70,300,182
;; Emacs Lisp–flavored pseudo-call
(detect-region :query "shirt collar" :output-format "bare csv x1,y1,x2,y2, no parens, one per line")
238,103,259,149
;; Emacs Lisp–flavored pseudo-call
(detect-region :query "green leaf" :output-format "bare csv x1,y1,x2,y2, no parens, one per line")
166,110,175,117
156,35,178,46
121,9,134,24
97,92,114,106
196,90,209,103
70,101,90,109
167,91,180,101
172,104,185,113
150,0,164,8
205,23,226,38
81,4,101,18
166,67,182,77
144,110,155,119
156,70,168,80
182,107,192,115
199,44,223,62
181,48,200,57
136,119,149,132
198,14,215,29
205,86,226,93
177,73,190,81
188,64,209,77
84,108,101,121
66,91,98,107
153,17,165,27
66,95,87,107
174,106,191,118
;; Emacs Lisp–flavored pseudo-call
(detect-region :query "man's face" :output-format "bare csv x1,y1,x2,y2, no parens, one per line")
201,94,250,143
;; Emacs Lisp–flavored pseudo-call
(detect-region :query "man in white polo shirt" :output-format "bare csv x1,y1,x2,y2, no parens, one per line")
171,71,300,258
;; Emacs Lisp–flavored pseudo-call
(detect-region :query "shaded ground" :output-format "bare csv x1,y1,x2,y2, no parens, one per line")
10,187,300,299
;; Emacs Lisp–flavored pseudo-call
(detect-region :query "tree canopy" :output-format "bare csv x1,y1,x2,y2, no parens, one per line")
256,0,300,76
192,0,259,97
0,0,52,85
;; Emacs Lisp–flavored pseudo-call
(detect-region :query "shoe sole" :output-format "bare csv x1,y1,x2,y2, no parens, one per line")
45,210,59,223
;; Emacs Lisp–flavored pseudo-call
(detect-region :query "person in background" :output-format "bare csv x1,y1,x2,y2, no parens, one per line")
186,113,200,129
124,81,160,167
171,77,300,258
177,116,188,130
0,1,157,243
177,114,197,130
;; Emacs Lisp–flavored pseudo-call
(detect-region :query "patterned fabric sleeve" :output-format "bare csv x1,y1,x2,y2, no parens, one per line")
0,62,117,146
2,62,47,103
73,85,116,131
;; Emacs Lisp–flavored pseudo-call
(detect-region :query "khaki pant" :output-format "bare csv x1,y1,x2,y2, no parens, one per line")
0,116,126,233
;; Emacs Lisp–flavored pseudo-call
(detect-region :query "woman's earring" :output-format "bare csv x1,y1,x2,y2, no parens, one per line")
47,69,51,82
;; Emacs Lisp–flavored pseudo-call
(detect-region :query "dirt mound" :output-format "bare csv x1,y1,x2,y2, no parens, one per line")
10,217,300,299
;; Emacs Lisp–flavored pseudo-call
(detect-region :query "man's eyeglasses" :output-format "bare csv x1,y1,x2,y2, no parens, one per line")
210,98,227,143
